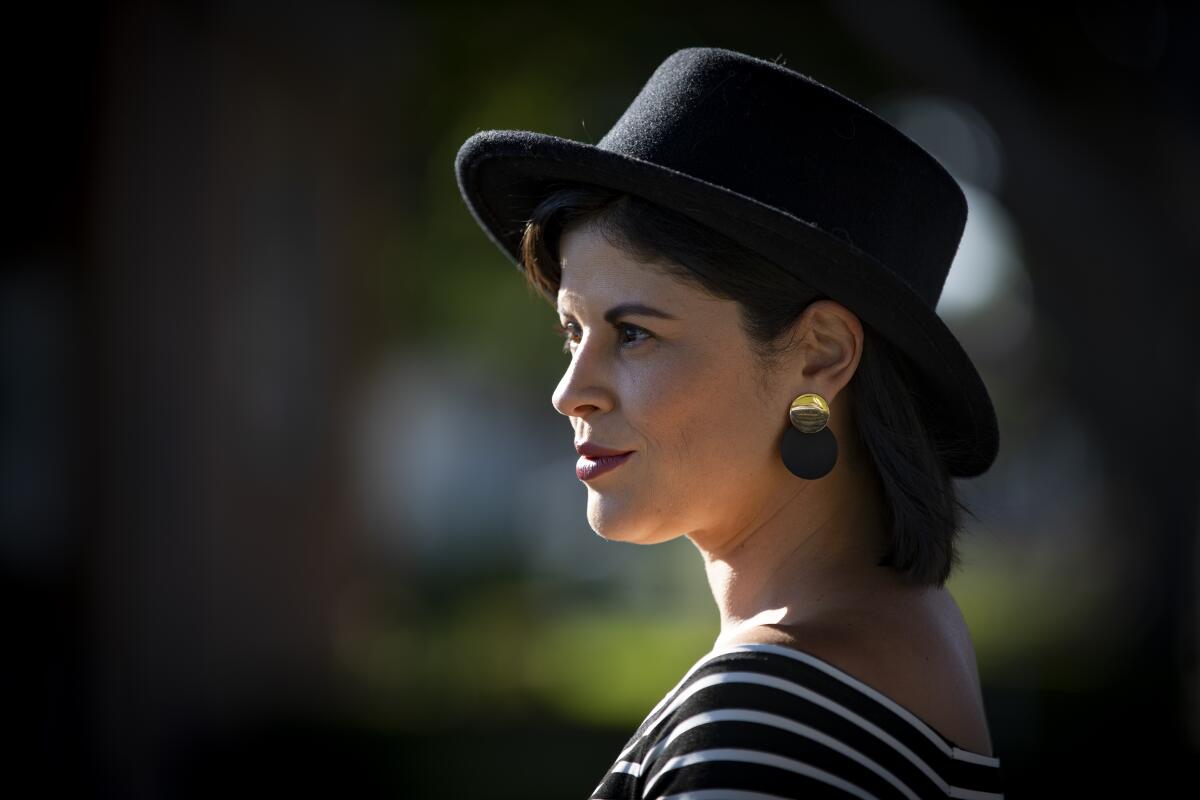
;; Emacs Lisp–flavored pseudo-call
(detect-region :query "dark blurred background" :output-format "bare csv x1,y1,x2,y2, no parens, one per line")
4,0,1198,796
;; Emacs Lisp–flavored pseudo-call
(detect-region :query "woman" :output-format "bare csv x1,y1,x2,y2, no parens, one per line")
455,47,1005,799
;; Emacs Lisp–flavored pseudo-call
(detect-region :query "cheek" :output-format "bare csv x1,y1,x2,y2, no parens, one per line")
634,356,776,477
625,360,702,455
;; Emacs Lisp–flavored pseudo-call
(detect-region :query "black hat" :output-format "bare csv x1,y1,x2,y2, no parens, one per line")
454,46,998,478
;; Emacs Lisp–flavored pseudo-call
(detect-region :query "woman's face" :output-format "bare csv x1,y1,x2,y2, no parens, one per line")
552,222,797,546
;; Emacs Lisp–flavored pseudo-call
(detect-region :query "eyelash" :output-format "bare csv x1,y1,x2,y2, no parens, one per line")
554,320,650,354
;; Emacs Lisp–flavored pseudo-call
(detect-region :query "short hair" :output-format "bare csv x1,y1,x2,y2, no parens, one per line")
519,183,977,588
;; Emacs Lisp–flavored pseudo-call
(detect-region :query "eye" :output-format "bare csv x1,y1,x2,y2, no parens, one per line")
554,320,576,354
554,320,650,354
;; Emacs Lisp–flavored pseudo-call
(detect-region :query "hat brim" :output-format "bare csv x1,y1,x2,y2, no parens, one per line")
455,129,999,478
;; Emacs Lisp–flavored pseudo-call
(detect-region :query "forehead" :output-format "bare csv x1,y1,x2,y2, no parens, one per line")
556,224,684,310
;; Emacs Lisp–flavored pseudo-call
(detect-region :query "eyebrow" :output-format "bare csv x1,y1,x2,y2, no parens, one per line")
557,302,679,324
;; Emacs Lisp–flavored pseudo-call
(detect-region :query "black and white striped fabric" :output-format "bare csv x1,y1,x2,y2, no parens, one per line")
589,642,1004,800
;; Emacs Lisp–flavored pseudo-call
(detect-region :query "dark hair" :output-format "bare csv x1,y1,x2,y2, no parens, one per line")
519,183,976,588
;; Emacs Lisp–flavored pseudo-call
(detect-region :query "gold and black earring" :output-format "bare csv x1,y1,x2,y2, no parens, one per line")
780,392,838,480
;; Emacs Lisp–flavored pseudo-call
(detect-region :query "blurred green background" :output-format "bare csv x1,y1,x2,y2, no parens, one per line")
5,0,1198,796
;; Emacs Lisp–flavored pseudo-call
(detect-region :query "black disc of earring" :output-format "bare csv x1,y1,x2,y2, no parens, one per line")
780,425,838,480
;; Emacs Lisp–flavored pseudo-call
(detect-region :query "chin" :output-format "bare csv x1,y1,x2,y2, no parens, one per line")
585,491,675,545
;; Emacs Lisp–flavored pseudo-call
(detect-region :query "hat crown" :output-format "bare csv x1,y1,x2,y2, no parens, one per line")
597,47,966,307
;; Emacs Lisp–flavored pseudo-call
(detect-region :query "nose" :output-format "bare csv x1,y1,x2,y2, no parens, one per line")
551,333,615,419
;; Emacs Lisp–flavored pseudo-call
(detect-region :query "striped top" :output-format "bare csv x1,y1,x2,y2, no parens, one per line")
589,642,1004,800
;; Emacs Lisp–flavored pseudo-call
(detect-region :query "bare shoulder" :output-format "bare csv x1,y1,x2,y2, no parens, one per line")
720,588,994,757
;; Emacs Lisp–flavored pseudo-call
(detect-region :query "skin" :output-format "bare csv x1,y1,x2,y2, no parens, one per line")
551,221,994,757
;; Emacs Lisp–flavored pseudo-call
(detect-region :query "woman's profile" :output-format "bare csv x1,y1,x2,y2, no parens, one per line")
455,47,1004,799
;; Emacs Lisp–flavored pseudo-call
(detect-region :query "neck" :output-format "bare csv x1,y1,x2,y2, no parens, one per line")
690,446,900,649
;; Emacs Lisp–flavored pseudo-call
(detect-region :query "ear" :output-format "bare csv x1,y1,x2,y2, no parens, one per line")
783,299,864,405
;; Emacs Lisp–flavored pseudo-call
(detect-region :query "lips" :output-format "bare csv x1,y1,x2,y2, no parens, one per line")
575,441,634,458
576,450,634,481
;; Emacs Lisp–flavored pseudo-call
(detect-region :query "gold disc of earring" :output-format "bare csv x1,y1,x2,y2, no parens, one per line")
788,392,829,433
